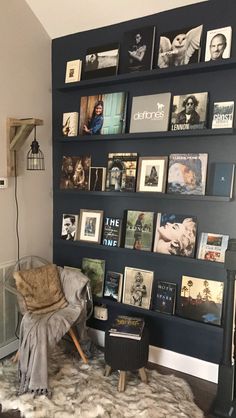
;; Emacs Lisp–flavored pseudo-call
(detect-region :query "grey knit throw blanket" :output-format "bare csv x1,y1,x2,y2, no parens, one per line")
18,267,89,396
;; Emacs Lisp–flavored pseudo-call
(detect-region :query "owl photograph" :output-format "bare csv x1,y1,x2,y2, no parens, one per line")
157,25,203,68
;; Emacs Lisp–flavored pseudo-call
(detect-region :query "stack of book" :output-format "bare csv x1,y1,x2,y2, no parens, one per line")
109,315,145,340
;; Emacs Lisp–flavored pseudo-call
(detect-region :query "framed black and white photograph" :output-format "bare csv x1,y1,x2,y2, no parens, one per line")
78,209,104,243
204,26,232,62
65,59,82,83
136,156,168,193
122,266,154,309
83,43,120,79
89,167,106,191
61,214,78,241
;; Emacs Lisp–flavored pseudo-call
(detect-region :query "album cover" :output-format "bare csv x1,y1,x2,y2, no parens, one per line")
102,217,122,247
79,92,127,135
211,101,234,129
171,92,208,130
124,210,154,251
61,214,79,241
81,257,105,297
83,43,119,80
120,25,156,73
153,213,197,258
106,153,138,192
129,92,171,133
60,155,91,190
62,112,79,136
208,162,235,198
152,281,176,315
177,275,224,325
89,167,106,191
157,25,203,68
103,271,123,302
167,153,208,195
197,233,229,263
65,59,82,83
205,26,232,62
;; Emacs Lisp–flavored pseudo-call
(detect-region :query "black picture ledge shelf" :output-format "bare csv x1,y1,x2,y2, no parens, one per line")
91,296,223,332
55,58,236,91
58,128,235,142
55,189,231,202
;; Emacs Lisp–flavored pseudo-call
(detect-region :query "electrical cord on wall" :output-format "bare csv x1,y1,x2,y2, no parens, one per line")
13,150,21,339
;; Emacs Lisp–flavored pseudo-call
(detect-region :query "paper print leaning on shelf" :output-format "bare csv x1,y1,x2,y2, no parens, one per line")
65,59,82,83
157,25,203,68
122,267,154,310
167,153,208,195
89,167,106,191
177,275,224,326
208,162,235,198
197,232,229,263
77,209,103,244
204,26,232,62
153,213,197,258
62,112,79,136
109,315,145,340
120,25,156,73
103,271,123,302
152,281,176,315
79,92,127,135
60,155,91,190
171,92,208,130
211,101,234,129
83,43,120,80
61,214,79,241
102,217,122,247
136,156,168,193
124,210,154,251
129,92,171,133
106,153,138,192
81,257,105,297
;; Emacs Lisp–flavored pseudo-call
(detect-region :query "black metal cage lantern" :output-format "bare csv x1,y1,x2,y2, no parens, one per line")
26,126,45,170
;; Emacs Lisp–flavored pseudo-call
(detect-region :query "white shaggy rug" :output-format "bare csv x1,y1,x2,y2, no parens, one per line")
0,346,204,418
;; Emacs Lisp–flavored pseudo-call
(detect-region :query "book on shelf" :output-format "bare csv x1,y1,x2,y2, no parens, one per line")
109,315,145,340
124,210,154,251
129,92,171,133
211,101,234,129
120,25,156,73
61,214,79,241
153,213,197,258
171,92,208,131
103,271,123,302
60,155,91,190
102,217,122,247
82,42,120,80
204,26,232,62
208,162,235,198
197,232,229,263
62,112,79,136
79,92,127,136
89,167,106,191
167,153,208,195
157,25,203,68
152,281,176,315
65,59,82,83
81,257,105,297
105,152,138,192
177,275,224,326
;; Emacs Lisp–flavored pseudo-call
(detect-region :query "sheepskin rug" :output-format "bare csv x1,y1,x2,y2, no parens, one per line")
0,346,204,418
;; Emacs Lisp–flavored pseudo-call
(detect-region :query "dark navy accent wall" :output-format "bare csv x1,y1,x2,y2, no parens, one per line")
52,0,236,363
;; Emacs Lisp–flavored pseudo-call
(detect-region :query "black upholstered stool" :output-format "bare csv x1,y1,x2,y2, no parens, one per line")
104,326,149,392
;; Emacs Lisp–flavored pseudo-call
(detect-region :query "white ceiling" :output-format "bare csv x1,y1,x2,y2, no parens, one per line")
25,0,207,39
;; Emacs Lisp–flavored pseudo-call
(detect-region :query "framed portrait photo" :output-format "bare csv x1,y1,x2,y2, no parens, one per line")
122,266,154,310
136,156,168,193
78,209,104,243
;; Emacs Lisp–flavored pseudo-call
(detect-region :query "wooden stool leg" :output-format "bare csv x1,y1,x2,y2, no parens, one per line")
104,365,112,377
68,327,88,364
139,367,148,383
118,371,126,392
11,350,19,363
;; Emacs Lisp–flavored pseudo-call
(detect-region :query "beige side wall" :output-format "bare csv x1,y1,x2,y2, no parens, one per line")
0,0,52,264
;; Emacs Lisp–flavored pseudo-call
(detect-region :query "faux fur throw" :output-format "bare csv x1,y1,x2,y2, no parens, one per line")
13,264,68,314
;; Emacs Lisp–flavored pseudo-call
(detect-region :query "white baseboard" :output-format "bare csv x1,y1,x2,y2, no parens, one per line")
88,328,218,383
